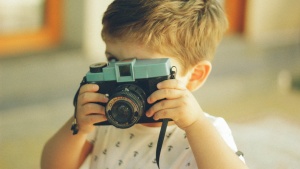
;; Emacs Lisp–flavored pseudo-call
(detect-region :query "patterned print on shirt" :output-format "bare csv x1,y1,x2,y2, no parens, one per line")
134,151,138,157
119,160,123,166
152,158,157,164
130,133,135,139
90,140,95,144
116,141,120,147
168,145,173,152
94,155,98,161
148,142,153,148
166,132,172,138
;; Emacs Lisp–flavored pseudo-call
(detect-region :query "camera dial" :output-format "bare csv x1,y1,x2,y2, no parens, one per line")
105,84,146,128
89,62,107,73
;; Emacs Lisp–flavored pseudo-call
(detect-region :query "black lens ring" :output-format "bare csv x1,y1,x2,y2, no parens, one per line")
105,84,146,128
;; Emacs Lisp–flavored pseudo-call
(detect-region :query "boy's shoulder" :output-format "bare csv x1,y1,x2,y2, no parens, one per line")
204,113,232,134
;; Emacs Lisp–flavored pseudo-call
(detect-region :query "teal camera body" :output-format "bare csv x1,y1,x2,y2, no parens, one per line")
83,58,173,128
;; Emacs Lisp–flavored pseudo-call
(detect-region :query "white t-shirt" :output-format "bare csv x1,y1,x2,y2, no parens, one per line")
87,113,242,169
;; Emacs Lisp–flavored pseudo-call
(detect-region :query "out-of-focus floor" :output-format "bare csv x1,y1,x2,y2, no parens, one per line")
0,36,300,169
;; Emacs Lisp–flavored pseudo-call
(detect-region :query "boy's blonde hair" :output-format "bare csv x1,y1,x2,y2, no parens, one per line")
102,0,228,75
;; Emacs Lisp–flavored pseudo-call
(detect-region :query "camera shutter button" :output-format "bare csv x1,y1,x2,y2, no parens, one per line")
89,62,107,73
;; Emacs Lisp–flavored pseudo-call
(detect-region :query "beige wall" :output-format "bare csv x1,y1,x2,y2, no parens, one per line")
83,0,113,62
63,0,84,47
246,0,300,45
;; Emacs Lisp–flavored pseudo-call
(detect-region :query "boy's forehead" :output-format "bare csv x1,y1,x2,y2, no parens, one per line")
105,40,164,60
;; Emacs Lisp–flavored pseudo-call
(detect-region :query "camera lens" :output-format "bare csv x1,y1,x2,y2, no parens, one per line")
111,102,133,124
105,84,146,128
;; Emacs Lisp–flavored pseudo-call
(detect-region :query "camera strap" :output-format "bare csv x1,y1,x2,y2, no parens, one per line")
155,66,177,169
156,119,169,168
71,76,87,135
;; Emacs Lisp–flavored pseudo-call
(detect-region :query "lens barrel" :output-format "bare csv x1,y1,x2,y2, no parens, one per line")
105,84,146,128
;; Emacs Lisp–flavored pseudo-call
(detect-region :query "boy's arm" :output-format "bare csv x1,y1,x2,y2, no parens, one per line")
41,84,108,169
184,117,248,169
41,117,93,169
147,79,248,169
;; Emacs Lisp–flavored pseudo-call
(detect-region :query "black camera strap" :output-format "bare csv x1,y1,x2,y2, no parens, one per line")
155,66,177,169
71,76,87,135
155,119,169,168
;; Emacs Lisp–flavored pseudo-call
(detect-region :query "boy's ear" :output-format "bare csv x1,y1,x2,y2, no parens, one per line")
186,60,212,91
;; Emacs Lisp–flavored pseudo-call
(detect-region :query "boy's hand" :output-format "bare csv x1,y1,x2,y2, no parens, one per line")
75,84,108,134
146,79,204,130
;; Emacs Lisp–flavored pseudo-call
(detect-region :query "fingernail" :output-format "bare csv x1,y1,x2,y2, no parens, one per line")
93,84,99,90
147,97,152,103
146,111,150,117
157,82,162,88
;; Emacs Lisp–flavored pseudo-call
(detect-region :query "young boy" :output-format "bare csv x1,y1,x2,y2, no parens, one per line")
42,0,248,168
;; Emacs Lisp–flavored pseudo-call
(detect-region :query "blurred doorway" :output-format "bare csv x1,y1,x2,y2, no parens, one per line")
0,0,62,56
225,0,247,34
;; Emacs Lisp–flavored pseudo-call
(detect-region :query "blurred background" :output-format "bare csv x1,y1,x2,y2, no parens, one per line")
0,0,299,168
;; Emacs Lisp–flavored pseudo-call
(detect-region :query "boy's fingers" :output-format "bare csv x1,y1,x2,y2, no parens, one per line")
79,92,108,105
79,84,99,94
77,103,107,131
146,99,179,117
82,114,107,125
157,79,186,90
80,103,105,116
152,108,179,121
153,108,196,128
147,89,184,104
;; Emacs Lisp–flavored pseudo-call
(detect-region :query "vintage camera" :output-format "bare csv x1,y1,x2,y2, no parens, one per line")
77,58,175,129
